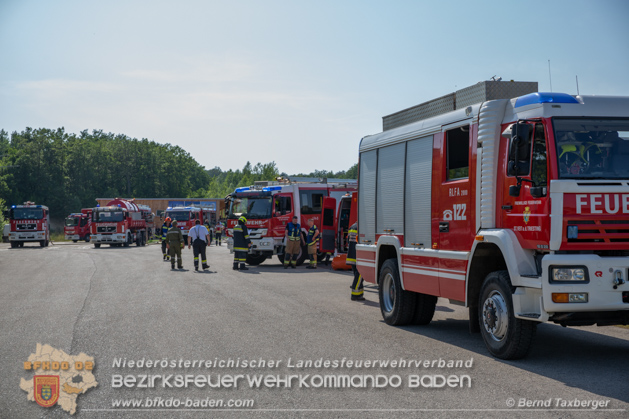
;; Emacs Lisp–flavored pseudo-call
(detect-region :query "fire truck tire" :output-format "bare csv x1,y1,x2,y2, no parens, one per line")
123,234,130,247
85,235,90,243
45,240,49,247
10,241,17,248
19,242,24,247
246,254,267,265
277,252,285,264
40,240,45,247
479,270,537,360
73,240,78,243
379,258,416,326
94,243,101,248
412,294,438,325
295,234,308,266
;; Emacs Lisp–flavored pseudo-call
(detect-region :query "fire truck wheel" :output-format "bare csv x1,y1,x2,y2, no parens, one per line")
85,235,90,243
40,240,45,247
94,243,101,248
123,234,130,247
412,294,438,325
73,240,78,243
378,258,416,326
10,242,17,248
479,270,537,360
246,254,267,265
277,252,285,264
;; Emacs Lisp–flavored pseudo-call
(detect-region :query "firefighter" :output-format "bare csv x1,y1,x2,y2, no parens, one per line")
188,219,210,271
161,217,172,261
232,216,251,270
306,218,319,269
214,220,223,246
167,220,185,270
347,222,365,301
284,216,303,269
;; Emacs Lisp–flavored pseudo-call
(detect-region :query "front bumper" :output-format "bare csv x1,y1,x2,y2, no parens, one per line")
227,237,282,254
542,254,629,313
10,231,45,242
65,234,79,241
92,233,126,244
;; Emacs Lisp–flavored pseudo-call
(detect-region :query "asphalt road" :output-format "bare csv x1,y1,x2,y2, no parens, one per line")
1,240,628,418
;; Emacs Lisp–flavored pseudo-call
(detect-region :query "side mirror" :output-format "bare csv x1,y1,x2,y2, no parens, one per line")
508,123,531,176
509,185,521,197
530,186,546,198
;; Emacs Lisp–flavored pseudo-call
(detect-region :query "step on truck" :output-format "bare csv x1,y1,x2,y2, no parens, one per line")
356,82,629,359
90,198,152,248
5,202,50,248
64,208,92,242
225,177,357,266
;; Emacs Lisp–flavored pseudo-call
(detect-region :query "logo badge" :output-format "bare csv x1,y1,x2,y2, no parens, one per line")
34,375,59,408
523,206,531,224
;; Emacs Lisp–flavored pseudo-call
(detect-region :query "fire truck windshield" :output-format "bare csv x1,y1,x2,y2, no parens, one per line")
554,118,629,179
229,197,272,219
95,211,124,222
11,208,44,220
65,217,79,226
165,211,190,221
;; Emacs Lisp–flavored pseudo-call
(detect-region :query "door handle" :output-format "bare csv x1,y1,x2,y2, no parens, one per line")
439,222,449,233
501,205,513,210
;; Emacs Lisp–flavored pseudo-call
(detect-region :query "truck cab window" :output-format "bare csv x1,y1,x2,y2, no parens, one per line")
445,126,469,180
531,124,547,187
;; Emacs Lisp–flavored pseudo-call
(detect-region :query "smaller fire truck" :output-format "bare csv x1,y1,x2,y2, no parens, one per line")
225,177,357,266
6,202,50,248
64,208,92,242
90,199,152,248
164,206,206,242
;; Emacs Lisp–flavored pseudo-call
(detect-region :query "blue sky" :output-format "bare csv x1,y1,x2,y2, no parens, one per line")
1,0,628,174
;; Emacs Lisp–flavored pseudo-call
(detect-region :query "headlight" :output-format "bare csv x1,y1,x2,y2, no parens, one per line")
550,267,589,283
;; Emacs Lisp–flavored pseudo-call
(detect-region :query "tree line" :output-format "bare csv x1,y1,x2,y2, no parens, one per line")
0,128,356,220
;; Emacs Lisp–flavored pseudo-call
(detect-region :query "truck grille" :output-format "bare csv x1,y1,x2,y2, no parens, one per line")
97,226,116,233
17,223,37,230
566,219,629,244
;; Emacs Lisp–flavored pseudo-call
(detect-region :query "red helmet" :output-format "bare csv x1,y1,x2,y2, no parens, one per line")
165,217,172,222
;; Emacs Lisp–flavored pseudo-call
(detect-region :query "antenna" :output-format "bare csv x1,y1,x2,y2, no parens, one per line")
548,60,553,92
576,75,580,96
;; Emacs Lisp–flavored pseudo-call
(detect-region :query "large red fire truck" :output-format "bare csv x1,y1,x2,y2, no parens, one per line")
164,206,206,242
357,85,629,359
64,208,92,242
225,178,357,266
90,199,152,248
6,202,50,248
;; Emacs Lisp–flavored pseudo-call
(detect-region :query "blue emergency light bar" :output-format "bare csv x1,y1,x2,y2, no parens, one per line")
235,187,250,193
262,186,282,192
515,92,579,108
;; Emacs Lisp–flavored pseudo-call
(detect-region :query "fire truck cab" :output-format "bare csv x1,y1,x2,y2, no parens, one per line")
357,87,629,359
64,208,92,242
91,199,151,248
164,206,204,242
225,178,357,266
6,202,50,248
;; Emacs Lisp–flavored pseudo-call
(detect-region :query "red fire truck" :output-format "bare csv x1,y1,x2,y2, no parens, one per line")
6,202,50,248
90,199,152,248
64,208,92,242
225,178,357,266
164,206,206,242
357,87,629,359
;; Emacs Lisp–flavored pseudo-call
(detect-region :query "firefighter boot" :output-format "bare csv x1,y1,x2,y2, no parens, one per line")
239,263,249,271
202,260,209,270
171,263,175,270
233,262,239,270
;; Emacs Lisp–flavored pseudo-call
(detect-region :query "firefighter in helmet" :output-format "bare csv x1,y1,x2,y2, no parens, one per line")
306,218,319,269
233,216,251,270
167,220,185,270
347,222,365,300
284,216,304,269
161,217,172,260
